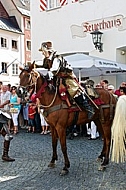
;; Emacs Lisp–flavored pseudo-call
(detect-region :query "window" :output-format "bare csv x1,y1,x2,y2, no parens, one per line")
12,63,18,75
1,37,7,48
26,20,31,29
26,41,31,51
1,62,7,73
48,0,60,9
12,40,18,50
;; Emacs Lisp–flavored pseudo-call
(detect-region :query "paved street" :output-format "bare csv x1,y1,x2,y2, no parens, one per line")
0,129,125,190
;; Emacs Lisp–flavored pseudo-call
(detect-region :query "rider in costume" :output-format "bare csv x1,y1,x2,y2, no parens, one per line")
38,41,94,119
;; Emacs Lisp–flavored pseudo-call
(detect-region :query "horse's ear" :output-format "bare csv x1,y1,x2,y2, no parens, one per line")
33,60,35,65
19,66,24,71
32,61,37,70
28,61,35,71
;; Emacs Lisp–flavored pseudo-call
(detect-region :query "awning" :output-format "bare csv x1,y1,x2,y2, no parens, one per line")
64,53,126,81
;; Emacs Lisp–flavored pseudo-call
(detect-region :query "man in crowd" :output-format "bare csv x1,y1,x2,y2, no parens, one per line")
115,82,126,97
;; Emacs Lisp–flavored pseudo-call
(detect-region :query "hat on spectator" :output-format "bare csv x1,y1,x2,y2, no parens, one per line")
108,85,115,90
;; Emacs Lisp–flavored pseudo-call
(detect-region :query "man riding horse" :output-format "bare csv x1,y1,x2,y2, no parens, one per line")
38,41,94,119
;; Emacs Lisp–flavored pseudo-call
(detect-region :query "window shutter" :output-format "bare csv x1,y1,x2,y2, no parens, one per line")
40,0,47,11
60,0,68,6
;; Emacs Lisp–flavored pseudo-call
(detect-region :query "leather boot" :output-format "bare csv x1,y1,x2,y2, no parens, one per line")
2,140,15,162
83,98,94,119
74,93,94,119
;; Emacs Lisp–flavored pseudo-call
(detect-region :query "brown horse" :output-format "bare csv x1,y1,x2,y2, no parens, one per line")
19,63,117,175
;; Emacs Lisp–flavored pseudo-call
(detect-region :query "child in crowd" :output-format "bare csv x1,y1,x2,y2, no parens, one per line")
27,100,36,133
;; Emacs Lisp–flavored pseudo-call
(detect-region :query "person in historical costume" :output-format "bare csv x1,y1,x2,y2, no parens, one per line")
0,85,15,161
38,41,94,119
0,111,15,161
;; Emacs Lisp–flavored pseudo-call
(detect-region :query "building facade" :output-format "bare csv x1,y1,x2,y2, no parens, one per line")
30,0,126,87
0,0,31,85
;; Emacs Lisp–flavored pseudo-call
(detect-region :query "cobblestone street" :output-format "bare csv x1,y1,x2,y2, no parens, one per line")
0,130,125,190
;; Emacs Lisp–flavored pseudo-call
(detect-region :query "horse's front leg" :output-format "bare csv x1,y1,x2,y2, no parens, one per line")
97,138,106,162
94,120,106,162
57,126,70,176
98,126,111,171
48,127,58,168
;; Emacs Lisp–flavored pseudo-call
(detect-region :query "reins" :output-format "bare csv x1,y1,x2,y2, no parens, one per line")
39,85,58,108
20,69,58,108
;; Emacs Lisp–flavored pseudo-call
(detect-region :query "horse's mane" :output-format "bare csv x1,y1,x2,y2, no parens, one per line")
110,95,126,163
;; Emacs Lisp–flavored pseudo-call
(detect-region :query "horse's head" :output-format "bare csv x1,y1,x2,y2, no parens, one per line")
19,62,55,102
19,62,39,99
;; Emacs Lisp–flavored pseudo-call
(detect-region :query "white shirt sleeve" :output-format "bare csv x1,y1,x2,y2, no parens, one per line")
50,58,60,72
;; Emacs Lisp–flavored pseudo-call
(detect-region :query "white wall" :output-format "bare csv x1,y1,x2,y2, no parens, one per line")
0,30,21,85
31,0,126,87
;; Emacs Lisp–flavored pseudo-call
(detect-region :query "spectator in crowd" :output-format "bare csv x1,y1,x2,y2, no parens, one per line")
27,100,36,133
9,86,21,134
7,84,11,91
100,79,109,90
95,83,102,88
119,86,126,95
30,93,41,132
0,85,10,111
115,82,126,97
39,108,49,135
108,84,118,99
36,98,49,135
87,121,99,140
22,102,28,128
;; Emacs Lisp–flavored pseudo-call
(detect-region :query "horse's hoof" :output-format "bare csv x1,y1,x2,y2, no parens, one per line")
96,157,103,162
59,169,69,176
48,162,55,168
98,165,106,171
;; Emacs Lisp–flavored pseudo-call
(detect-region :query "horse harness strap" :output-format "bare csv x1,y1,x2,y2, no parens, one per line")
99,94,115,122
43,103,68,117
71,111,79,126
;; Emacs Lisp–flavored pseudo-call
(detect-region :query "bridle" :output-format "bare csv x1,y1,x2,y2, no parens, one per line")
20,69,40,93
19,69,58,108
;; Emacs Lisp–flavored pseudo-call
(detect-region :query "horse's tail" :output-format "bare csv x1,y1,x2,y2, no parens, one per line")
110,95,126,163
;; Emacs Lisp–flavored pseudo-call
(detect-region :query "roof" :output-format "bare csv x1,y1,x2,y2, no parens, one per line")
17,6,30,16
0,17,22,34
12,0,30,14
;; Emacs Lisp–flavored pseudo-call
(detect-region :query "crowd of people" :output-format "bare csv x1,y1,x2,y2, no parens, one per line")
0,78,126,140
0,41,126,141
0,81,50,136
70,80,126,140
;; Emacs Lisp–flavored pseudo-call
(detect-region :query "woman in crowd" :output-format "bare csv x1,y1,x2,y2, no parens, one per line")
9,86,21,134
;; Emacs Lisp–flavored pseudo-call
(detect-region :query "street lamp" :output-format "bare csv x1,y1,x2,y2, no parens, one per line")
90,30,103,52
